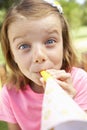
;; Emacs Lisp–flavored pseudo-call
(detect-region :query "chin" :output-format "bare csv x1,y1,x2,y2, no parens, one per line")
31,78,42,87
35,81,42,86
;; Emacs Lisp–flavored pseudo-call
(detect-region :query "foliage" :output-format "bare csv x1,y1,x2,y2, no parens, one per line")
72,26,87,39
0,9,6,29
81,0,87,25
0,121,8,130
60,0,84,28
0,0,17,9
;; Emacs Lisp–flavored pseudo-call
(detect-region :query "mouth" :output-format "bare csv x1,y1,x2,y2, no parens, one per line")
30,61,54,73
36,71,45,76
33,68,46,73
32,69,47,78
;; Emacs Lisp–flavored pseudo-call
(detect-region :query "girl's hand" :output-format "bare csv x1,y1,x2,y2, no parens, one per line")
46,69,76,98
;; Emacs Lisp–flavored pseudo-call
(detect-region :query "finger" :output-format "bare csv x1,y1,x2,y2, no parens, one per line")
55,73,71,81
46,69,66,76
46,69,70,81
56,80,76,98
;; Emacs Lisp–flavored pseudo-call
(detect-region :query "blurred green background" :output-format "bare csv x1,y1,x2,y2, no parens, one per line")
0,0,87,129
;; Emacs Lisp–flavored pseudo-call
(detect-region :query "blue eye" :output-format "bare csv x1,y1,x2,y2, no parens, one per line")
19,44,31,50
45,39,55,46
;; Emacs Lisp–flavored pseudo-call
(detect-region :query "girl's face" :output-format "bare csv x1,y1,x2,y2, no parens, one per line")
8,14,63,86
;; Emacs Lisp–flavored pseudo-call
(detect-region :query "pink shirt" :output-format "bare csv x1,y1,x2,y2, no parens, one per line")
0,67,87,130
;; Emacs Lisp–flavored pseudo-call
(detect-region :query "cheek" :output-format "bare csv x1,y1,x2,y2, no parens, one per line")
17,58,30,70
49,45,63,68
13,53,31,71
52,54,63,65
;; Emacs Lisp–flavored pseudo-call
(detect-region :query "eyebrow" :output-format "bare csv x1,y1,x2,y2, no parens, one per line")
45,26,61,35
47,30,59,34
13,35,25,43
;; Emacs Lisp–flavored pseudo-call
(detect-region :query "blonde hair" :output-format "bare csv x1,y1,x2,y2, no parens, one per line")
0,0,77,89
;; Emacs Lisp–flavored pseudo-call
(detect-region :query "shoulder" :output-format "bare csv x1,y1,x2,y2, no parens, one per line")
0,85,10,97
0,84,17,95
71,67,87,75
70,67,87,95
0,84,29,111
0,85,16,104
71,67,87,110
71,67,87,81
0,84,27,101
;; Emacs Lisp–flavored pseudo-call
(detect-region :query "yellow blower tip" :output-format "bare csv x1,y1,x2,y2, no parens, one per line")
40,71,52,82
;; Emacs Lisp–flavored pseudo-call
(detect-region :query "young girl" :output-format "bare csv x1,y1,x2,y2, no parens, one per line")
0,0,87,130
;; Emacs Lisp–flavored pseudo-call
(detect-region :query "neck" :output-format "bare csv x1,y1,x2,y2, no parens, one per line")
29,81,44,94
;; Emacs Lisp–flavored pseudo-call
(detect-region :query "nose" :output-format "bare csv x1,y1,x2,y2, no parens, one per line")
33,46,47,63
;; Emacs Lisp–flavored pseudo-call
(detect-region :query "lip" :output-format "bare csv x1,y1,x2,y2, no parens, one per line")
31,67,46,73
30,63,53,73
35,70,45,75
33,72,42,78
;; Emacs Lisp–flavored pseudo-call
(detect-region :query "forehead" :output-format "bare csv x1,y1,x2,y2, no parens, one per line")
8,14,62,39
